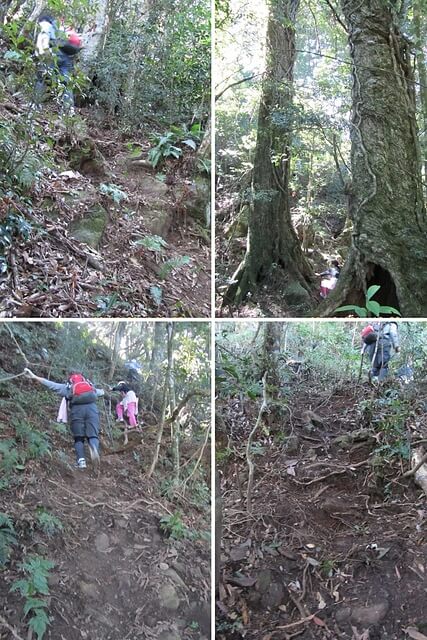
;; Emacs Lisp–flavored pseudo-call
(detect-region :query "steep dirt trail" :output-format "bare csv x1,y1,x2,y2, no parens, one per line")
218,382,427,639
0,101,210,318
1,438,211,640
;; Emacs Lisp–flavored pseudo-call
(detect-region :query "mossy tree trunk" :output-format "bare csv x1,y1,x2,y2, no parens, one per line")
413,0,427,188
320,0,427,317
223,0,315,307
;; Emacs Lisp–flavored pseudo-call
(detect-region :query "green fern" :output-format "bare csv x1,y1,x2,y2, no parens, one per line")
36,509,63,538
11,556,55,597
159,255,191,279
0,439,20,472
0,512,17,567
160,512,189,540
11,555,54,640
136,234,168,252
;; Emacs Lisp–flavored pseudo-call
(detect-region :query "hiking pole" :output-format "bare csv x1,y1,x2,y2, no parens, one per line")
357,350,365,384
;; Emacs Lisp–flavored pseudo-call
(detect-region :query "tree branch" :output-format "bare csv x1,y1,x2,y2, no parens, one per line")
246,372,268,513
323,0,348,33
215,74,261,102
166,390,210,425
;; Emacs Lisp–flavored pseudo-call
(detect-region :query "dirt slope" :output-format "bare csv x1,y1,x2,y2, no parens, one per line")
0,99,210,318
217,381,427,639
1,429,211,640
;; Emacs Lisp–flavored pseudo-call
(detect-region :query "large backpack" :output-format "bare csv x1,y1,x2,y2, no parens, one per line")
68,374,96,404
58,31,82,56
361,325,378,345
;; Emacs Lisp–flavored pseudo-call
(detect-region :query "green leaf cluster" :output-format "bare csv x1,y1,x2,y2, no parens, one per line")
36,509,63,538
160,512,190,540
11,555,55,640
336,286,401,318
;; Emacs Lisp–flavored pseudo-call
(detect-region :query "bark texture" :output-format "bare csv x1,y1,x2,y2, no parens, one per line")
320,0,427,316
263,322,282,394
413,0,427,187
224,0,315,307
79,0,111,72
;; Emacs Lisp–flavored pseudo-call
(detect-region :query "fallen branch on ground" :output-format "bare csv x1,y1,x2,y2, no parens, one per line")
292,458,371,485
47,479,174,515
0,614,26,640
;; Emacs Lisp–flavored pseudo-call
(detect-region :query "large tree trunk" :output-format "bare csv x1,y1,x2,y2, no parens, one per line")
107,321,125,382
320,0,427,317
149,322,164,410
148,322,174,478
413,0,427,189
79,0,111,73
223,0,315,308
263,322,282,396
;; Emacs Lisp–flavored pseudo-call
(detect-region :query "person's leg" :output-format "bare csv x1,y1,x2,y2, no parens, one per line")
57,51,74,110
70,405,86,466
125,402,138,427
116,402,124,421
85,404,100,463
366,344,378,379
34,61,52,105
74,436,86,465
378,342,391,381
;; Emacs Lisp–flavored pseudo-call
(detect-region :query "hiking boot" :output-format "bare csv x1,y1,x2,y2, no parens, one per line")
88,444,100,466
76,458,86,469
116,418,125,423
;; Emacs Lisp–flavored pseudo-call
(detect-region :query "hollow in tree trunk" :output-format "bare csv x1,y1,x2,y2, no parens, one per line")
223,0,316,309
319,0,427,317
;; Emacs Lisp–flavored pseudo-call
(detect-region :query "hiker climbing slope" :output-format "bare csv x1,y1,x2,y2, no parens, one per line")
24,368,104,469
111,381,139,429
34,14,82,110
361,322,400,382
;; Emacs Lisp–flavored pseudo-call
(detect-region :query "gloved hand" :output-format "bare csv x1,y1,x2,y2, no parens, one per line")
24,368,37,379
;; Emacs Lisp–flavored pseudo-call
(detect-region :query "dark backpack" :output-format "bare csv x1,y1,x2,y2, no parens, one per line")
58,31,82,56
361,325,377,345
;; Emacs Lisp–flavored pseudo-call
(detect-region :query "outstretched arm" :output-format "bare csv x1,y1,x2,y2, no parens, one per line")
24,369,69,396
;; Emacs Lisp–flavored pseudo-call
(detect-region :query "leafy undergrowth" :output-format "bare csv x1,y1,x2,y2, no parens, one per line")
217,378,427,639
0,97,210,318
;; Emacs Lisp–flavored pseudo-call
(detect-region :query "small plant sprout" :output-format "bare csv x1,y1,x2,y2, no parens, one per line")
159,512,189,540
36,509,64,538
99,183,128,204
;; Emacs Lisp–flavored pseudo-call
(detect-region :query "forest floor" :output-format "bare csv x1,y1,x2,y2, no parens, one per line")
0,383,211,639
0,96,210,318
216,376,427,639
